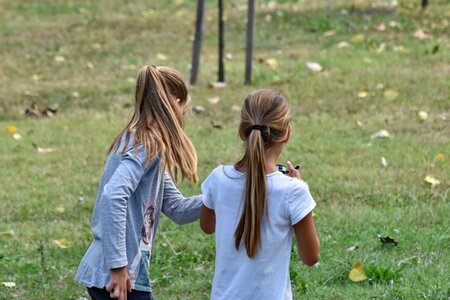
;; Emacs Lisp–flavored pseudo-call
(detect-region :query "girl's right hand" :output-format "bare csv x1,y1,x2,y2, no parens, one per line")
106,267,132,300
287,161,300,179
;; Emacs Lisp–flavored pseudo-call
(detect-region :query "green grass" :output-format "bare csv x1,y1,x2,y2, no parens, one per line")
0,0,449,299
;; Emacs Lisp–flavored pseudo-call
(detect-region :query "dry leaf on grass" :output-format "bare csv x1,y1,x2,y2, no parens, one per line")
37,147,55,154
1,282,16,288
156,53,168,61
305,62,323,72
193,105,205,113
56,204,65,213
12,133,22,140
417,111,428,121
208,96,220,104
424,174,440,187
383,90,399,100
371,130,391,139
208,82,226,89
6,125,17,134
358,90,369,98
54,239,70,249
349,261,367,282
380,157,388,167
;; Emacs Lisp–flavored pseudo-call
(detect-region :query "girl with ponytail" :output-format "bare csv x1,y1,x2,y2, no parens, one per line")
76,66,201,300
200,89,320,300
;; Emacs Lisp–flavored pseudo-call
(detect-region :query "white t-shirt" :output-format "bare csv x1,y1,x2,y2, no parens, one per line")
201,165,316,300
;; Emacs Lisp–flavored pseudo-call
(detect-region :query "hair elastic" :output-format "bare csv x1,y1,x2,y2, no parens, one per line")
251,124,266,131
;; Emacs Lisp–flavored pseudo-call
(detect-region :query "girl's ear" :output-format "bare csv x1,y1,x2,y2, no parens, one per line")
239,129,246,141
282,125,291,143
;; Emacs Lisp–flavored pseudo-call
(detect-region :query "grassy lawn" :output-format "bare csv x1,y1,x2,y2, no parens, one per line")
1,0,449,299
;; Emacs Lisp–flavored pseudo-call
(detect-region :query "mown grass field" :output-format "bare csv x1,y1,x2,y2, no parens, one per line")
0,0,449,299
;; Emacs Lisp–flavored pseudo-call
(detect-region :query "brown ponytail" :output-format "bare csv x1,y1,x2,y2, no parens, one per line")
235,89,291,257
108,65,198,182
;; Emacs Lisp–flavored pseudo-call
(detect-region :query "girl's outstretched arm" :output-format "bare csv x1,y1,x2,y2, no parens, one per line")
200,204,215,234
293,212,320,266
162,173,202,224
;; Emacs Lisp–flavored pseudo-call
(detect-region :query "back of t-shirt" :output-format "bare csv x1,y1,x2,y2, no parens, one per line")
202,165,316,300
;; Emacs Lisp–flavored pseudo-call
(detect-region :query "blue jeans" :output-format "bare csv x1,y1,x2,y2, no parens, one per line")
87,287,153,300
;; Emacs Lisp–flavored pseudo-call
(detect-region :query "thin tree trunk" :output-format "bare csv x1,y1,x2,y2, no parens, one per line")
245,0,255,85
190,0,205,85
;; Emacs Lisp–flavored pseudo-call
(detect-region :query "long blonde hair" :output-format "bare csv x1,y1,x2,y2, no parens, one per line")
108,65,198,182
234,89,291,257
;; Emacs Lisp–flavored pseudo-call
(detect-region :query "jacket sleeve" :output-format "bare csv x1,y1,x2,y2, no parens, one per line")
99,145,148,269
162,173,202,224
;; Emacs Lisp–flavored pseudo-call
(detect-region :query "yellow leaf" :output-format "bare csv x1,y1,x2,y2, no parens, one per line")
435,153,444,160
54,55,65,62
54,239,70,249
349,261,367,282
1,282,16,288
351,34,365,44
383,90,399,100
142,9,157,18
424,174,440,187
363,57,372,64
56,204,65,213
156,53,168,61
86,62,94,70
265,58,278,70
358,90,369,98
356,120,363,127
6,125,17,134
417,111,428,121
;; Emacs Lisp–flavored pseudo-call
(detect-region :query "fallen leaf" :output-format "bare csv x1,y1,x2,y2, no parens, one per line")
417,111,428,121
351,34,365,44
305,62,323,72
210,120,223,129
208,82,226,89
349,261,367,282
371,130,391,139
6,125,17,134
86,62,94,69
323,30,336,37
265,58,278,70
37,147,55,154
72,91,80,98
56,204,65,213
12,133,22,140
1,282,16,288
347,243,359,252
54,239,70,248
379,236,398,246
431,44,439,54
192,105,205,113
156,53,168,61
424,174,440,187
358,90,369,98
435,153,444,160
92,43,102,49
380,156,388,167
363,57,372,64
208,96,220,104
393,45,407,52
32,74,40,81
142,9,157,18
356,120,363,127
375,23,386,32
337,41,350,48
388,21,399,28
54,55,66,62
383,90,399,100
413,28,429,40
231,105,241,112
226,53,233,60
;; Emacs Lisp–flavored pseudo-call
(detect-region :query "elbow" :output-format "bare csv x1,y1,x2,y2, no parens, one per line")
302,253,320,267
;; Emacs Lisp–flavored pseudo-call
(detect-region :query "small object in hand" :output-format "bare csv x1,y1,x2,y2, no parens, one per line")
276,164,300,175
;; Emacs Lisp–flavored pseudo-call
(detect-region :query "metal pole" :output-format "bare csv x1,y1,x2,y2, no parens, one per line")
244,0,255,85
218,0,225,82
190,0,205,85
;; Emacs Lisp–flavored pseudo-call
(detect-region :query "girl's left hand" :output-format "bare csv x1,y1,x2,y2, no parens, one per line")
287,161,300,179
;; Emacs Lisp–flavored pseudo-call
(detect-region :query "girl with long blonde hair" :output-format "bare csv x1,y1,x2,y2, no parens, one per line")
76,66,201,300
200,89,320,300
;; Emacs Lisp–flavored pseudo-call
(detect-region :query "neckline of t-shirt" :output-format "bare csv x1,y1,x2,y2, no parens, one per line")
225,165,281,177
